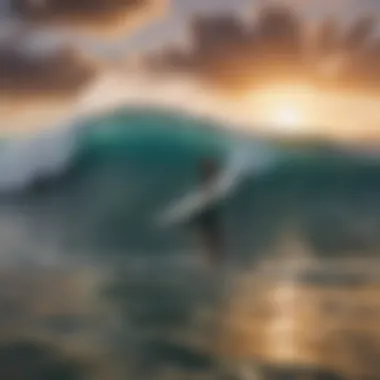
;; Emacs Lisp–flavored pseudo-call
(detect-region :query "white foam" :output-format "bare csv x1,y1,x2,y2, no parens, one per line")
0,121,76,191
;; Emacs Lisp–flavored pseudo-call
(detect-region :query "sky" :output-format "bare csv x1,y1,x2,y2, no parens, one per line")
2,0,380,141
64,0,380,55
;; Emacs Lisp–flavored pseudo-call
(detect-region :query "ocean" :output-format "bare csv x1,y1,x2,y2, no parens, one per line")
2,106,380,262
1,106,380,379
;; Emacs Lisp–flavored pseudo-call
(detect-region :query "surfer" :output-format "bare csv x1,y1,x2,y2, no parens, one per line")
192,157,224,267
159,146,269,266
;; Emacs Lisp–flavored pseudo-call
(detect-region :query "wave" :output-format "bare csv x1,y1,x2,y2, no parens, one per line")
1,106,380,378
0,106,378,263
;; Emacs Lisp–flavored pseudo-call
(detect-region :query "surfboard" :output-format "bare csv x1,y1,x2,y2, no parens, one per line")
157,182,221,227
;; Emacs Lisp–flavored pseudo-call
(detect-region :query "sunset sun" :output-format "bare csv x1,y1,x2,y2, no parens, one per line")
245,84,315,135
268,103,304,132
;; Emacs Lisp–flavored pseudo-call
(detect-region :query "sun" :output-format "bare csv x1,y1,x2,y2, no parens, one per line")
268,103,304,132
247,84,316,135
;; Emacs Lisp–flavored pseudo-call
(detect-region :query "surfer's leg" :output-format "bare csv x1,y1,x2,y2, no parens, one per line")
197,213,223,267
204,229,222,266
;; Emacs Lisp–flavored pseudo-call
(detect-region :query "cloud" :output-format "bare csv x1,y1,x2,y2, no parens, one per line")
314,17,341,56
0,44,97,99
0,0,167,134
255,5,303,56
7,0,166,38
145,4,380,97
0,34,99,135
146,6,307,92
343,16,375,52
0,19,171,135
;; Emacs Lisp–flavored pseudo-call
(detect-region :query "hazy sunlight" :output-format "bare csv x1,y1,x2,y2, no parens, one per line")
244,84,316,135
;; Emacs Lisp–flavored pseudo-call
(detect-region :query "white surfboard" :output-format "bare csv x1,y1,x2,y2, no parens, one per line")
157,183,220,227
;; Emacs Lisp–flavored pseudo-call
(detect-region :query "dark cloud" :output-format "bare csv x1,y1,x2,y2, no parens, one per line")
146,4,380,96
145,5,307,92
314,18,341,57
254,6,303,57
190,13,247,56
0,38,99,133
0,44,97,99
7,0,165,37
343,16,375,52
0,0,162,131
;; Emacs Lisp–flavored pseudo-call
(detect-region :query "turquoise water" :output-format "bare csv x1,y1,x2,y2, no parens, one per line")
1,107,380,378
5,107,380,261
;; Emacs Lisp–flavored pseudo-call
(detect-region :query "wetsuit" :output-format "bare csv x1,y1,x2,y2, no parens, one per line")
193,158,223,265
